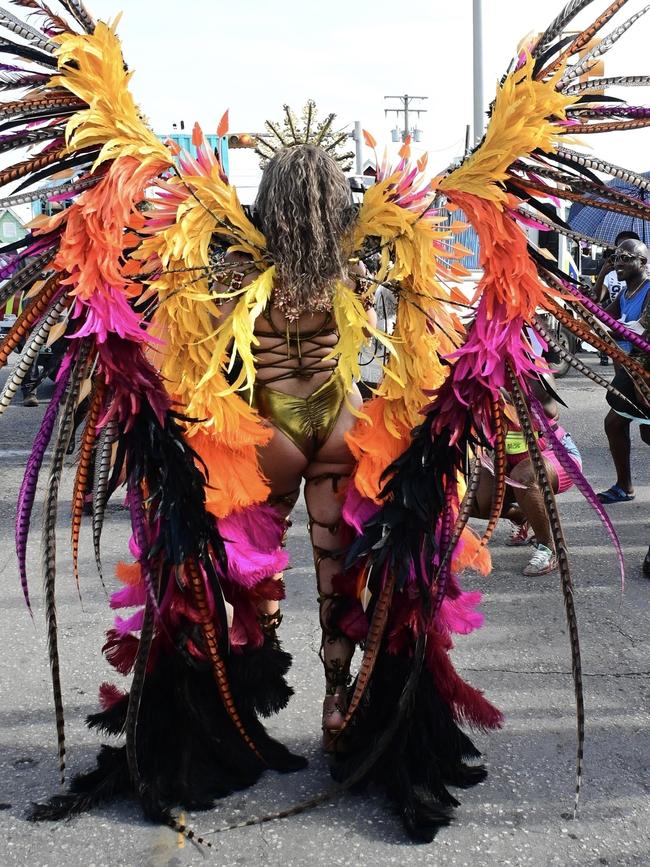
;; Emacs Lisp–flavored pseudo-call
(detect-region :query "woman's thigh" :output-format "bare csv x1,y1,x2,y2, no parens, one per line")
510,456,559,494
310,383,362,470
257,424,309,501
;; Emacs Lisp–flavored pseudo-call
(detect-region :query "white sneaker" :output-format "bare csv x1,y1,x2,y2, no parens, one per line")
506,521,530,547
523,543,557,576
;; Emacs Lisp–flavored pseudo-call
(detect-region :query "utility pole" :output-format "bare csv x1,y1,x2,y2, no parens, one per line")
472,0,484,142
384,95,428,143
353,120,363,175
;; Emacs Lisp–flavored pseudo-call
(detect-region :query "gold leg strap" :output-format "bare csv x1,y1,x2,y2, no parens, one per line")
258,608,284,638
267,487,301,511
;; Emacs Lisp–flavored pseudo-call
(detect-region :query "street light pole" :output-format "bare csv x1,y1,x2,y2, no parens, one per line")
354,120,363,175
472,0,484,143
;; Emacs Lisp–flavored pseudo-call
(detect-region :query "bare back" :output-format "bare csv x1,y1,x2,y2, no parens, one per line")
213,252,359,397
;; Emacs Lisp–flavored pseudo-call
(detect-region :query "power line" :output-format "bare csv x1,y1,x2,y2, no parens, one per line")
384,95,428,143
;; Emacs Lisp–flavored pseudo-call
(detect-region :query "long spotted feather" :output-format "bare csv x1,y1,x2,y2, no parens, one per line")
548,274,650,357
544,0,630,78
516,161,647,211
92,416,117,584
547,300,650,405
0,38,58,68
480,395,507,546
0,276,62,369
564,297,641,361
567,106,650,120
0,174,97,208
124,592,155,793
532,315,642,412
555,147,650,190
0,126,60,155
564,74,650,95
9,1,72,35
0,250,55,315
0,94,84,120
506,366,584,818
559,4,649,84
0,6,57,51
531,395,625,587
0,148,69,186
185,557,264,761
0,293,66,416
15,348,72,613
565,118,650,134
42,341,93,783
431,477,455,619
0,69,49,90
435,455,482,580
71,378,105,596
533,0,596,58
519,176,650,220
334,569,396,738
126,478,165,625
516,206,603,247
58,0,94,33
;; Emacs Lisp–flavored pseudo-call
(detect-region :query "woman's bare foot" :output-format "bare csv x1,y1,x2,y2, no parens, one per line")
322,690,347,751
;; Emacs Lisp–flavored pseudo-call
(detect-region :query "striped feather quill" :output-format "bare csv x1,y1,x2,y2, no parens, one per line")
507,366,584,818
0,292,66,416
564,74,650,94
15,344,72,613
42,340,93,784
71,378,105,596
0,174,98,209
480,397,507,546
0,6,57,51
559,4,649,84
91,417,117,586
533,0,596,57
0,250,55,315
58,0,94,32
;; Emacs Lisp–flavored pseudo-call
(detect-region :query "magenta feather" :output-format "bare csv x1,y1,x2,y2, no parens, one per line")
218,504,288,588
342,484,380,533
531,397,625,588
15,356,72,612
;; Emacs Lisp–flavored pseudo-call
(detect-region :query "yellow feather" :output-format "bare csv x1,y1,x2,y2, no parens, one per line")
439,53,576,206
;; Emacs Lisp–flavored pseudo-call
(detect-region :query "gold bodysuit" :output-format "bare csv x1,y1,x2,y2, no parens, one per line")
246,308,345,458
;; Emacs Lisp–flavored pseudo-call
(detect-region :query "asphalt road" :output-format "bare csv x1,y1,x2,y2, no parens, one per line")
0,356,648,867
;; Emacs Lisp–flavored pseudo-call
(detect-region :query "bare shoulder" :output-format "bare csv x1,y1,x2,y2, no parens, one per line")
211,248,257,288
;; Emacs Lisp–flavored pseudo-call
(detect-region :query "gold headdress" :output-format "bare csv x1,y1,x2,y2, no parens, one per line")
255,101,355,170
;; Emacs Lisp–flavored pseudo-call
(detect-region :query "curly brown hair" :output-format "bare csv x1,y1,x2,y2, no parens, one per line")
254,145,355,309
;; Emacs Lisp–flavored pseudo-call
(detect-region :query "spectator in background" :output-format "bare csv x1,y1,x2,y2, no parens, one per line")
471,373,582,577
358,276,396,399
21,358,40,406
593,231,640,366
625,281,650,577
594,231,641,306
597,239,650,505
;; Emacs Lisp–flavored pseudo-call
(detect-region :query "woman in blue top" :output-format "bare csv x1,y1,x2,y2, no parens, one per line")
597,239,650,506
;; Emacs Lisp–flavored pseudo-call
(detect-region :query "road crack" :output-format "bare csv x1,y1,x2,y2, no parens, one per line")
459,666,650,679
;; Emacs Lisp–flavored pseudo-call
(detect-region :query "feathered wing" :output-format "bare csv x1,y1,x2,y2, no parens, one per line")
4,0,650,845
327,0,650,840
0,4,305,830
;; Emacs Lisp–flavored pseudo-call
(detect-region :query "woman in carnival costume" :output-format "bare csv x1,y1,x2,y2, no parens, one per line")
1,0,650,845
